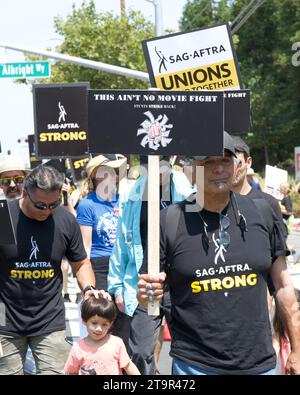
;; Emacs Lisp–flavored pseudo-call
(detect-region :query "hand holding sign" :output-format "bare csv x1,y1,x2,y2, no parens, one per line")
137,272,166,307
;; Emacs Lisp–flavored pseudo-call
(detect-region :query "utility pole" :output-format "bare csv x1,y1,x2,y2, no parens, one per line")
145,0,163,36
120,0,126,18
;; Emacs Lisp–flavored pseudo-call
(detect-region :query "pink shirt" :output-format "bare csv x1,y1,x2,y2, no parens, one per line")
64,334,131,375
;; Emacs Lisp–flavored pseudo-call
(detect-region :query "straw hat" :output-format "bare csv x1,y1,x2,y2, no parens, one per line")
85,154,127,179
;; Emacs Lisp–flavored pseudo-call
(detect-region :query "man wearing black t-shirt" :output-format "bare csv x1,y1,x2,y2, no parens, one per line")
231,136,286,236
0,165,98,375
231,137,288,301
138,132,300,375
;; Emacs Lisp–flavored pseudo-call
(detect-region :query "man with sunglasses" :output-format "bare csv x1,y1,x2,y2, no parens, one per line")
138,131,300,375
0,155,27,200
0,165,102,375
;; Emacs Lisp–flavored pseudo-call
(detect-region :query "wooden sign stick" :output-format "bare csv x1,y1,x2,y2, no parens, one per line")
147,155,160,315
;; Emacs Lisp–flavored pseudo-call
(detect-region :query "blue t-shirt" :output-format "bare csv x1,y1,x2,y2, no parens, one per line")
77,192,119,258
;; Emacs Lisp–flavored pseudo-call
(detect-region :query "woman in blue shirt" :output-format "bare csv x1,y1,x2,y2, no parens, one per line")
77,154,127,290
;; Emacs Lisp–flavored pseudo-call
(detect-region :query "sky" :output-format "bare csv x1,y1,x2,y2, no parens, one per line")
0,0,187,164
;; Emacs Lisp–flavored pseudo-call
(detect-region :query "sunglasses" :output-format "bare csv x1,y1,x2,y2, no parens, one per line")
199,212,230,253
0,176,25,186
26,190,61,210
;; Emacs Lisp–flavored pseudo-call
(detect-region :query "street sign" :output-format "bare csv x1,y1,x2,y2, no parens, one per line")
0,62,50,79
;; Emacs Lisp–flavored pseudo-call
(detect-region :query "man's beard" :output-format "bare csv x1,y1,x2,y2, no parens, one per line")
6,186,22,199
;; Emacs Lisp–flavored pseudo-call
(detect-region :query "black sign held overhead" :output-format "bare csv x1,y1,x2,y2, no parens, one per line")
70,156,90,181
224,90,251,134
88,90,224,156
0,200,16,245
28,134,42,169
33,82,89,158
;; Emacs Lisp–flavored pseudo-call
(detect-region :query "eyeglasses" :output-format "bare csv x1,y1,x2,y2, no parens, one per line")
219,214,230,248
198,212,230,253
0,176,25,186
26,190,61,210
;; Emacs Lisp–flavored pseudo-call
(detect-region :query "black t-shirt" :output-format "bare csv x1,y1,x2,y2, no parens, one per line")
281,196,293,220
160,192,289,374
139,199,170,274
247,187,287,293
0,200,87,337
247,188,283,222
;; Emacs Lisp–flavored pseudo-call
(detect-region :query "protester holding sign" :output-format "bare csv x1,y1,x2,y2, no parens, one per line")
108,158,194,374
0,165,101,375
138,132,300,375
0,155,27,200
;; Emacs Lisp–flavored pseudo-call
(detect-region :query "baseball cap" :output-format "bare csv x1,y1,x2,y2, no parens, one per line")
233,136,250,157
0,155,26,174
193,131,236,161
86,154,127,179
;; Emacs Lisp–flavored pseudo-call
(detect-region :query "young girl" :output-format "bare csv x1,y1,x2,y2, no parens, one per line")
64,296,140,375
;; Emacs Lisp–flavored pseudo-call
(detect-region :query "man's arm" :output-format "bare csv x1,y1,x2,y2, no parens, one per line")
69,257,95,291
79,225,92,259
270,255,300,374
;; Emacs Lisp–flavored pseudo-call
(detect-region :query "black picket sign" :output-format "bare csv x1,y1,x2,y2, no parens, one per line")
28,134,42,169
70,157,90,181
88,90,224,156
33,83,89,158
224,90,251,134
0,200,16,245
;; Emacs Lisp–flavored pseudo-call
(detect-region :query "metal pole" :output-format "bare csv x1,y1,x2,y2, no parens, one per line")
0,41,149,82
154,0,163,36
145,0,163,36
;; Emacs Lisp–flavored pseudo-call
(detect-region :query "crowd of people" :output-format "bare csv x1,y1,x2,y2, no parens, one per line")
0,132,300,375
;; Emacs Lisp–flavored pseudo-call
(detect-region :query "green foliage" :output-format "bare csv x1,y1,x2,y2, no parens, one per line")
181,0,300,173
52,1,154,89
180,0,232,30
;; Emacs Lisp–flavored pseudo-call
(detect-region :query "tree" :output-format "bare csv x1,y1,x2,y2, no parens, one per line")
180,0,300,172
27,1,154,89
180,0,232,31
232,0,300,171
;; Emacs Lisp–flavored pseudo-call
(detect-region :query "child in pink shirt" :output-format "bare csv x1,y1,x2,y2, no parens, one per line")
64,296,140,375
